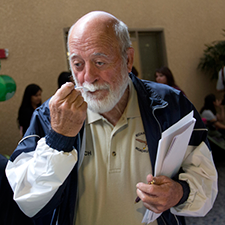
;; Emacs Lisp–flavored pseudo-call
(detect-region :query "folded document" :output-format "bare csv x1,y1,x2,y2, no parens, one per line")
142,111,196,223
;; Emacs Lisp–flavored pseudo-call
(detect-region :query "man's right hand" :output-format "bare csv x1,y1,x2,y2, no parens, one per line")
49,82,87,137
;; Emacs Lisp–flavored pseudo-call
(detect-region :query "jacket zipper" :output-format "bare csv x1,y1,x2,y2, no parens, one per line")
161,215,167,225
152,103,180,225
174,214,179,225
152,103,168,137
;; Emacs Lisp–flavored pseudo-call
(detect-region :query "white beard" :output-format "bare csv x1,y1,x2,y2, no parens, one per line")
72,68,129,114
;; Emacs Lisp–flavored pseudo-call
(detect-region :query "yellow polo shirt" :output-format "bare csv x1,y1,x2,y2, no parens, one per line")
75,79,157,225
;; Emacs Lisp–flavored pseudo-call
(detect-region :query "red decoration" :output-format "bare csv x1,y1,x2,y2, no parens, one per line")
0,49,9,59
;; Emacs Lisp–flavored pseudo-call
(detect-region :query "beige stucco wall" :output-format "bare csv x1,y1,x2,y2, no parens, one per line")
0,0,224,156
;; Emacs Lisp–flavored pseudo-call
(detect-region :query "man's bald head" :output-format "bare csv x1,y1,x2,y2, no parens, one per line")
67,11,131,60
73,11,118,32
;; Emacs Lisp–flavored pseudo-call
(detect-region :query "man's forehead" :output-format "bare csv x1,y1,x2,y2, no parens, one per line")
68,12,121,55
69,27,120,55
71,12,118,40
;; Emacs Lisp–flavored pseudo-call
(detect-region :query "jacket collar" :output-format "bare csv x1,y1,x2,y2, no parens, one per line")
129,73,168,110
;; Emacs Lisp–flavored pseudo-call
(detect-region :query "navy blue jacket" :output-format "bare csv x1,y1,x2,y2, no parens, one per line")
7,73,209,225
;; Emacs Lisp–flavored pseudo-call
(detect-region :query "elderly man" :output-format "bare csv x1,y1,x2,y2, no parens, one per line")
6,11,217,225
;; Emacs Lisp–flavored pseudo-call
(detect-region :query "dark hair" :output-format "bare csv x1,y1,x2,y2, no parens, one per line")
19,84,42,109
155,66,175,87
58,71,72,88
17,84,42,134
200,93,217,115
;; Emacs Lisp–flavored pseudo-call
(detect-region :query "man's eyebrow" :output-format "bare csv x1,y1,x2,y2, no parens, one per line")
92,52,108,57
69,52,109,60
69,53,79,60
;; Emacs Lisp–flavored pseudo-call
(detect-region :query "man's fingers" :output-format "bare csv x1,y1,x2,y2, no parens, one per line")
136,183,166,214
70,95,87,110
136,176,165,197
136,182,156,196
137,174,161,194
64,89,82,105
146,174,154,183
55,82,75,100
50,82,81,107
136,188,160,213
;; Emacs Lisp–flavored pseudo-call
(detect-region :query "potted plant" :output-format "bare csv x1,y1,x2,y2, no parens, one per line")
198,30,225,80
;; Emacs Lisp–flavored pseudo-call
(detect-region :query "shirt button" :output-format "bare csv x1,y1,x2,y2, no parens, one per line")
112,151,116,156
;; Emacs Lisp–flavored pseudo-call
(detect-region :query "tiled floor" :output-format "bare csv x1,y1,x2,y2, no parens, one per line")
185,160,225,225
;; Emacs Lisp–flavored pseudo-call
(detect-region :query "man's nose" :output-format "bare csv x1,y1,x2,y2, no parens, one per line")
84,62,99,83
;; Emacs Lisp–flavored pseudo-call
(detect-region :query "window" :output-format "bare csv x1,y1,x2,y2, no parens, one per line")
129,29,167,80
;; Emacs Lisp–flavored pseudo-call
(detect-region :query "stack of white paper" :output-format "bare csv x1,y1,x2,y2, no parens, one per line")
142,111,196,224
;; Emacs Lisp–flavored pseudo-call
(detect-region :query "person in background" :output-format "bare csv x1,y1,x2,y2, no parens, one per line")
200,93,225,131
57,71,74,88
6,11,217,225
155,66,186,95
17,84,42,136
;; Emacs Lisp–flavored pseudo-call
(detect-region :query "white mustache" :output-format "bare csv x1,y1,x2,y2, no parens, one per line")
75,86,89,92
76,82,110,93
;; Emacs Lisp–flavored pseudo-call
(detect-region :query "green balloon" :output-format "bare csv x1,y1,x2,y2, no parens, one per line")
0,75,16,101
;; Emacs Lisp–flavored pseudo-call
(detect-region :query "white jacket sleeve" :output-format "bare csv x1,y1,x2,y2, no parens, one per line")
171,141,218,216
5,137,78,217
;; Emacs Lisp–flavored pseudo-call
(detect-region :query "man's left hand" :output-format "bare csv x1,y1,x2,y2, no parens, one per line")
136,174,183,213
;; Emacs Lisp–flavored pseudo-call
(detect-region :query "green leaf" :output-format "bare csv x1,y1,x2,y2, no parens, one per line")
198,31,225,79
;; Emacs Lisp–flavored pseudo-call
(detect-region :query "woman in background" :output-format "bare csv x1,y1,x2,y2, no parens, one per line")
155,66,186,95
18,84,42,136
200,93,225,131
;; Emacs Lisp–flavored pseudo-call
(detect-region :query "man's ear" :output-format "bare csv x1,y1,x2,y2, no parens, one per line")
126,47,134,73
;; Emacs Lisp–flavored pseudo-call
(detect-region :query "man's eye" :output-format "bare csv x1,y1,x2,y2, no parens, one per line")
74,62,82,67
96,62,105,66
